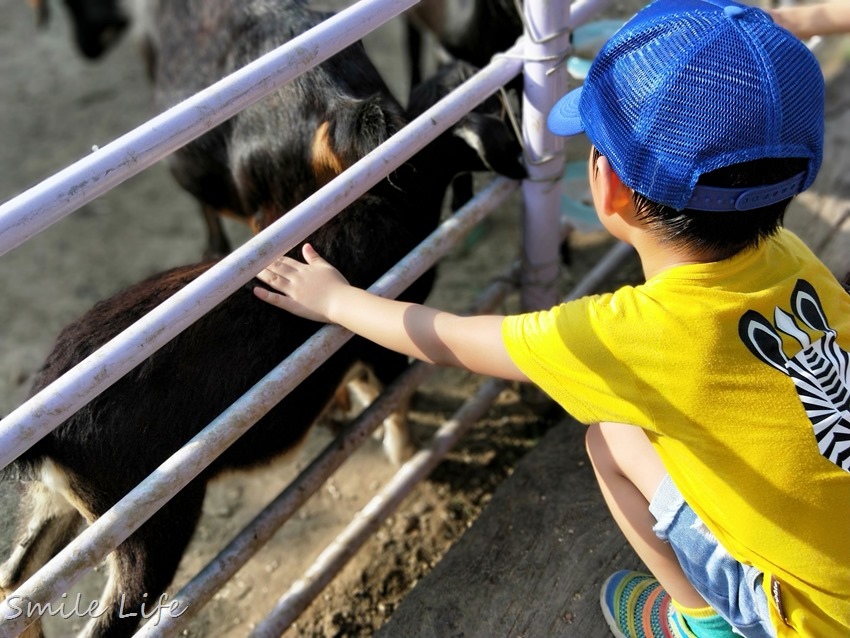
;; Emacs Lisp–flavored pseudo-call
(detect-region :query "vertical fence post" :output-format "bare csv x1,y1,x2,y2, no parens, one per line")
520,0,572,311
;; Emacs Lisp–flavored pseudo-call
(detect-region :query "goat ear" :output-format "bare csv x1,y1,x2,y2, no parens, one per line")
738,309,790,374
791,279,831,333
329,96,405,169
453,111,527,180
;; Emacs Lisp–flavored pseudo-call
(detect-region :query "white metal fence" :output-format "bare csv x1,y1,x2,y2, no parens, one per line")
0,0,626,634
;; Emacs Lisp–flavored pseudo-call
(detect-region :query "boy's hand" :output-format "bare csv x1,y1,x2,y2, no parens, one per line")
768,3,850,40
254,243,349,323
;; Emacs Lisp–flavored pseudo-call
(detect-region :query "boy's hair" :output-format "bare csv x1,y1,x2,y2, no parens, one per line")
594,145,808,259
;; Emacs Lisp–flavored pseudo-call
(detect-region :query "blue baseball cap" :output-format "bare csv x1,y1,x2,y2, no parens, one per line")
548,0,824,212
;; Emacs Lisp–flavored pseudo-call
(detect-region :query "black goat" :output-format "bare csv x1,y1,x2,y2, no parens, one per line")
1,3,525,636
34,0,524,257
134,0,410,258
405,0,523,87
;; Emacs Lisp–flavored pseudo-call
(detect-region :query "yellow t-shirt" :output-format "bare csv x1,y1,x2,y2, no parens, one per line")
502,229,850,636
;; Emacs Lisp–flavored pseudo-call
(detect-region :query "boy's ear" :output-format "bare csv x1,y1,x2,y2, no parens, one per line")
594,154,634,217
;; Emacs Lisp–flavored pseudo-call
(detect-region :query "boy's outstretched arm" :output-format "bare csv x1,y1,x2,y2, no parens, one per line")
254,244,530,382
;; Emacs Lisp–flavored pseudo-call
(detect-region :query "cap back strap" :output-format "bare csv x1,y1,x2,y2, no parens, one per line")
686,172,806,212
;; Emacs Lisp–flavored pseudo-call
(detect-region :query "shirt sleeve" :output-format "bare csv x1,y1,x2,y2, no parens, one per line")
501,293,660,429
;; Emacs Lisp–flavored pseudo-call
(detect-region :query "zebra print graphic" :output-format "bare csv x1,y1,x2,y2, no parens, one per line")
739,279,850,472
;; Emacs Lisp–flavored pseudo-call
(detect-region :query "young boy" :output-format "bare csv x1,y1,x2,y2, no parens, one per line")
254,0,850,635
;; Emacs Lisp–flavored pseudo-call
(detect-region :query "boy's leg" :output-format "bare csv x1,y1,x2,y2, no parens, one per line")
585,421,706,608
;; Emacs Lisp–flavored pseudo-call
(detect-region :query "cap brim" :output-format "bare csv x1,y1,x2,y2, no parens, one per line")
547,86,585,137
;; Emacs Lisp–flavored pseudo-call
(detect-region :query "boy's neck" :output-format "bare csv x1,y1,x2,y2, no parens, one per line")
593,162,744,280
631,230,725,281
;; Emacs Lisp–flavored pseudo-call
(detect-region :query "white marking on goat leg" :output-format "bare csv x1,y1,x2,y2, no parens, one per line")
344,368,416,465
0,544,28,591
77,553,120,638
382,396,416,467
40,459,97,524
0,480,75,589
347,369,381,413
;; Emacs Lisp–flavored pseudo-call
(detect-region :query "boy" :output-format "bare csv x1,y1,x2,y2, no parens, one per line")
255,0,850,635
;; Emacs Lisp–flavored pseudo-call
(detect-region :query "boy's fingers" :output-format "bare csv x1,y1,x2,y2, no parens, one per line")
302,243,325,265
256,269,289,290
270,255,297,270
255,270,273,283
256,288,307,318
254,286,292,309
253,286,281,305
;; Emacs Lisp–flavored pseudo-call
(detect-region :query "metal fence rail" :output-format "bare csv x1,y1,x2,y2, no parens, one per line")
0,37,524,474
0,0,617,633
0,0,419,258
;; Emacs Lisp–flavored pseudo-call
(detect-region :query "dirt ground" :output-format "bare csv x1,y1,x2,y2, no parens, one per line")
0,1,847,637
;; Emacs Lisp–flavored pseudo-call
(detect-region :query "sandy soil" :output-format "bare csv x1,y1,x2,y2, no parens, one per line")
0,1,846,637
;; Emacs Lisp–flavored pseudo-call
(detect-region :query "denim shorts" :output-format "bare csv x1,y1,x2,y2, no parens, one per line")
649,475,776,638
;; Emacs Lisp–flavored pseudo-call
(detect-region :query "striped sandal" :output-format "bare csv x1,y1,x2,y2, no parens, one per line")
600,571,698,638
